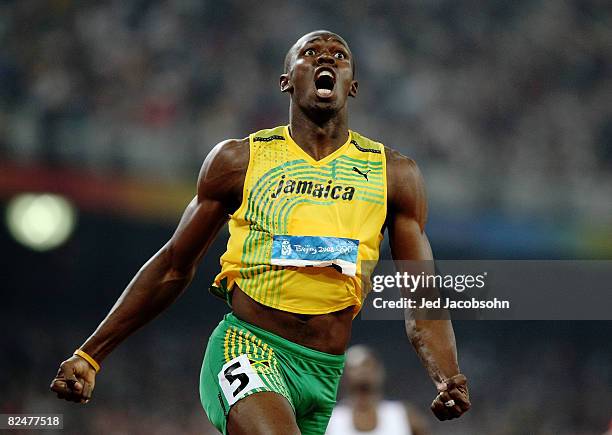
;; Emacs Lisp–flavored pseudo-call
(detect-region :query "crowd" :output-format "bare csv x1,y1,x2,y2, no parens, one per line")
1,0,611,219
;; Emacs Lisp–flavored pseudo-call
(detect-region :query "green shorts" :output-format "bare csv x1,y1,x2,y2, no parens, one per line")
200,313,345,435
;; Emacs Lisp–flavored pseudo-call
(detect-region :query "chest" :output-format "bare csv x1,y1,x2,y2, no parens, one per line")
246,160,384,233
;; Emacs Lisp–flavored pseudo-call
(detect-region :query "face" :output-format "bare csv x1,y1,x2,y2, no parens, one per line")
280,32,358,114
344,353,384,407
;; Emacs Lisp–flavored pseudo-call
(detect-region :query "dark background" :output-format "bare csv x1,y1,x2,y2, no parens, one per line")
1,1,611,434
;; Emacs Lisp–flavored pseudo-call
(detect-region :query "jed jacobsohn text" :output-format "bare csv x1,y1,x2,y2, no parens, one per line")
372,297,510,310
369,271,511,311
371,271,487,293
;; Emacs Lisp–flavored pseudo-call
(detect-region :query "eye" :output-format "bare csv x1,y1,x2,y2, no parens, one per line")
304,48,316,56
334,52,346,60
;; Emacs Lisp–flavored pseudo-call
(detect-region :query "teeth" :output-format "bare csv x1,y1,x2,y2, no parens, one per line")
319,71,333,78
318,89,332,96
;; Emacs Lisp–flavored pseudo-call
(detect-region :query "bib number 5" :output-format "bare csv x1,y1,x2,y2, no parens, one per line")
218,354,265,405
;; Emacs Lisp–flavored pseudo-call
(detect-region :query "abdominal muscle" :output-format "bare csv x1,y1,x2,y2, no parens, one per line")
231,285,354,355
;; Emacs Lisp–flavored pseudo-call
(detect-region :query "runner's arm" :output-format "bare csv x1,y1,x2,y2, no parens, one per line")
50,139,248,402
386,149,470,420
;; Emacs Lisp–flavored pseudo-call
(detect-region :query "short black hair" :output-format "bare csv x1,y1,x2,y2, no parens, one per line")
284,30,356,78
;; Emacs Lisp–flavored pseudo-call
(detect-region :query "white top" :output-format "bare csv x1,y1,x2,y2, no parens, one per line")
326,400,412,435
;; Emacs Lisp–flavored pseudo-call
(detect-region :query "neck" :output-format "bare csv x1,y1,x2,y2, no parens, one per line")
352,395,380,413
351,399,379,432
288,102,349,160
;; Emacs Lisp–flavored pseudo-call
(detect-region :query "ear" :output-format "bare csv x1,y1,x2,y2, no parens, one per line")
348,80,358,98
280,74,293,93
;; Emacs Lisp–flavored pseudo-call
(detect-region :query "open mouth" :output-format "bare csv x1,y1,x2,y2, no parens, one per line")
314,69,336,98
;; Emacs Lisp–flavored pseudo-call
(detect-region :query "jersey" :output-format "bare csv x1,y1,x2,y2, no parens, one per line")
211,125,387,315
325,401,413,435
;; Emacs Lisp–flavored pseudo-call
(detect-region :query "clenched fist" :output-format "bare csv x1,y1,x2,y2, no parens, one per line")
431,373,470,420
50,355,97,404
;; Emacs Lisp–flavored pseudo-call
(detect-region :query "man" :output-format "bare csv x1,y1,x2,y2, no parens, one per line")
50,30,470,435
326,345,429,435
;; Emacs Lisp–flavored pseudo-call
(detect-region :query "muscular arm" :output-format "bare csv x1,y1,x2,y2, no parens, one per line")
386,148,470,420
80,138,248,361
50,138,249,402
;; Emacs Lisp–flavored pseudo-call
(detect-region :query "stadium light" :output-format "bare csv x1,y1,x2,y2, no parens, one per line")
5,193,77,251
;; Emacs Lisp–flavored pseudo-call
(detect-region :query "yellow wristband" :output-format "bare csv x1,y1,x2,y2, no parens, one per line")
74,349,101,372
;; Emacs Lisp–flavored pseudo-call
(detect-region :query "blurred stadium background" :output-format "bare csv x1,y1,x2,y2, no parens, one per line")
1,0,611,434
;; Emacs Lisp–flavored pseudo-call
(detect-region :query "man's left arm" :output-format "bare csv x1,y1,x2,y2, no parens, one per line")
385,149,470,421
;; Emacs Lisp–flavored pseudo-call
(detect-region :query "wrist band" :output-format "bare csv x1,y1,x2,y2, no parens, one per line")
74,349,101,372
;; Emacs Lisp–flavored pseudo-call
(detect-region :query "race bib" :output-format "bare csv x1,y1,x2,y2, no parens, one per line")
271,235,360,277
218,354,265,406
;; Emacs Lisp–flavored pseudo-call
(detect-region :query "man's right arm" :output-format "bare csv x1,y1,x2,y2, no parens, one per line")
50,138,249,403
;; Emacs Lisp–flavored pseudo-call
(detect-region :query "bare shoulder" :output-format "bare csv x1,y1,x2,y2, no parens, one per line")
384,146,428,229
199,137,249,178
197,137,250,211
385,146,422,180
384,146,426,208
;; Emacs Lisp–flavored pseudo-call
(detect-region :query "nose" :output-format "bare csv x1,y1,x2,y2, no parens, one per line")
316,52,335,65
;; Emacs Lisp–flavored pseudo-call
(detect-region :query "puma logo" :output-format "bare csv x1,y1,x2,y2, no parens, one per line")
352,166,371,181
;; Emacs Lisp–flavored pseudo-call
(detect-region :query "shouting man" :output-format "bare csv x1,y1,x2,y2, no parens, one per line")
51,30,470,434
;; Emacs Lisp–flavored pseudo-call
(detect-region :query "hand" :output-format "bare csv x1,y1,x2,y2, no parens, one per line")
50,355,97,404
430,373,470,421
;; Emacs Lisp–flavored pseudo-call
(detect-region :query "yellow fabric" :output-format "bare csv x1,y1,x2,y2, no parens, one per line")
213,125,387,316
